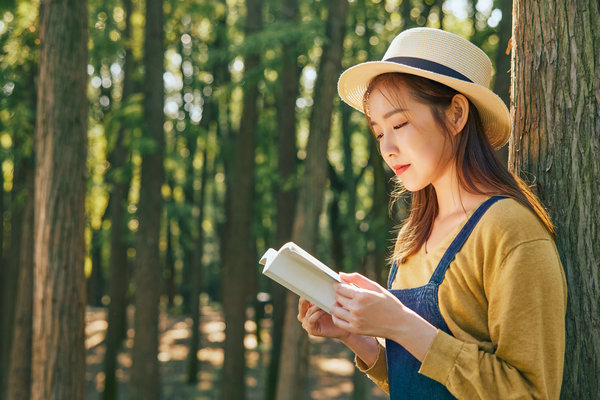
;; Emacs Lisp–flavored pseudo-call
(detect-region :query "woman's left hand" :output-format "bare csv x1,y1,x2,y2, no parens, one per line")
331,272,409,340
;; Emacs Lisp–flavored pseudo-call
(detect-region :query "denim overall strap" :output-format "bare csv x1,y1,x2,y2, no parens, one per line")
429,196,505,284
384,196,505,399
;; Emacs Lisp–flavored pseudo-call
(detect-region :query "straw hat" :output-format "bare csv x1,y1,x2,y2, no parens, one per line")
338,27,510,149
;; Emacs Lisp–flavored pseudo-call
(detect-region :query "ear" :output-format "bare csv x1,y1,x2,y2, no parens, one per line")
446,94,469,136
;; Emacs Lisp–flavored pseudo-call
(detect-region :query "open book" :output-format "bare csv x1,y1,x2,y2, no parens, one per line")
259,242,341,314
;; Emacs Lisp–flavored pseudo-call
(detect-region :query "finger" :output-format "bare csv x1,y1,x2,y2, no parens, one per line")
330,302,353,324
298,297,311,321
339,272,382,291
331,311,352,331
334,282,364,299
307,308,327,325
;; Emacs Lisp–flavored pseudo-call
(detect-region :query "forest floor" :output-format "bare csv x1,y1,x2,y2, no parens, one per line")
85,302,388,399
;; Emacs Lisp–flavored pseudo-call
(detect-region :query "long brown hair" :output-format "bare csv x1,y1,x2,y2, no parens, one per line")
363,73,554,265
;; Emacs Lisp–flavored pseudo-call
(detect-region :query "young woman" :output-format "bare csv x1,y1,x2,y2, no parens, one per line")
297,28,566,399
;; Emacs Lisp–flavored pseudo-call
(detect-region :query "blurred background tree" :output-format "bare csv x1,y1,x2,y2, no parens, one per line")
1,0,596,399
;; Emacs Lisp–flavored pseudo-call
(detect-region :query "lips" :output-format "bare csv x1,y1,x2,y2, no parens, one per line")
392,164,410,175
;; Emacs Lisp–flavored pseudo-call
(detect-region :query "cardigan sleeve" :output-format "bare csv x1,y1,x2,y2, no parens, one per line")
355,339,390,393
419,239,567,399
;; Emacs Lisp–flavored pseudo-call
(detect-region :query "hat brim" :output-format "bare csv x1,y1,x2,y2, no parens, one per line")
338,61,511,149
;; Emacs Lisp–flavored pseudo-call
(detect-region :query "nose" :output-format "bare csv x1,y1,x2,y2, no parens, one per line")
379,130,398,158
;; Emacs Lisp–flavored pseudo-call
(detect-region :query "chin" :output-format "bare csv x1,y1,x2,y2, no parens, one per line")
399,179,428,192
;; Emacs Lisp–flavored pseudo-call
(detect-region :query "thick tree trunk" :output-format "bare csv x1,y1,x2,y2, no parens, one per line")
511,1,600,397
31,0,88,398
219,0,263,398
265,0,300,397
130,0,165,398
276,1,349,399
6,159,35,400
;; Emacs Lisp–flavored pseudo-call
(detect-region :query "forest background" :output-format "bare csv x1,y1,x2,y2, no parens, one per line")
0,0,598,399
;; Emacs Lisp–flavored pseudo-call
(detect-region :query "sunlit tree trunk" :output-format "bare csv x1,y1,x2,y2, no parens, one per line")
31,0,88,398
219,0,263,397
130,0,165,398
276,0,349,398
511,1,600,397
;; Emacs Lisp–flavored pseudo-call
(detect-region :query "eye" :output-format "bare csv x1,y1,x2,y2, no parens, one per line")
374,132,384,141
393,122,408,130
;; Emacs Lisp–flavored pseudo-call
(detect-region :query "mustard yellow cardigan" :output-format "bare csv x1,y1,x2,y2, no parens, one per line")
357,198,567,399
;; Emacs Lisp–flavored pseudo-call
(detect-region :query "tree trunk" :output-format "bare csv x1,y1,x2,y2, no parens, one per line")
130,0,165,398
88,226,106,306
102,0,134,397
265,0,300,397
186,143,209,384
492,0,512,106
1,146,27,399
276,1,349,398
219,0,263,397
6,158,35,400
31,0,88,398
511,1,600,397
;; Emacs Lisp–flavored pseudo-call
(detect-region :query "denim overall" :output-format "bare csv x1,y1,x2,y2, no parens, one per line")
385,196,504,399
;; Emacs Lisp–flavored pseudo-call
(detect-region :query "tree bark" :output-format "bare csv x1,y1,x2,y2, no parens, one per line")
511,1,600,397
276,1,349,398
129,0,165,398
219,0,264,398
31,0,88,398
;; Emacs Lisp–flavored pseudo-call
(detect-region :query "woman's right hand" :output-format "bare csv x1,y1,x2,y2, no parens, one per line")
297,297,351,340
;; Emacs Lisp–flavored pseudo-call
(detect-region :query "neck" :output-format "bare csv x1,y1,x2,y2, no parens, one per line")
432,164,487,220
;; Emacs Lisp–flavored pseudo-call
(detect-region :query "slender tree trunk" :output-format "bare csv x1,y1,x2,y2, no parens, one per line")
88,226,106,306
511,1,600,398
130,0,165,398
492,0,513,165
102,2,135,397
1,148,27,399
186,143,209,383
341,106,371,400
493,0,512,106
265,0,300,397
6,159,35,400
368,140,391,285
31,0,88,398
165,216,176,308
276,1,349,398
220,0,263,397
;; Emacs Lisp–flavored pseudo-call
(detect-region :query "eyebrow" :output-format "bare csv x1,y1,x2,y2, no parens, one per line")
370,108,408,126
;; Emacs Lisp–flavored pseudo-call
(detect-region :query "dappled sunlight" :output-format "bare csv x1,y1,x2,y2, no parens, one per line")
310,381,353,399
197,347,224,367
85,304,387,399
86,331,106,350
244,333,258,350
313,356,355,376
202,321,225,343
118,352,132,368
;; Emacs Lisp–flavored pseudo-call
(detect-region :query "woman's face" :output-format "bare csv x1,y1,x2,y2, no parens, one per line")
367,82,455,192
